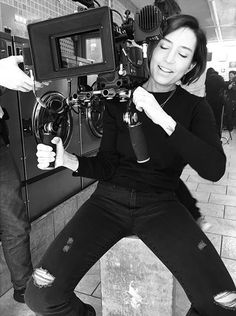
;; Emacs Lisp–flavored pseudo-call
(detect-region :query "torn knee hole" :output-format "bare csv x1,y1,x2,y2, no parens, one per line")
33,267,55,288
214,291,236,310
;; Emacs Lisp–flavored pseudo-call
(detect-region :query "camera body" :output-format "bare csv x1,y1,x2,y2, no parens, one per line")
26,3,167,97
26,0,180,163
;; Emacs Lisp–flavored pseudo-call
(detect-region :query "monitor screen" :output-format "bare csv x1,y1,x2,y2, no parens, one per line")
56,30,103,69
27,6,115,81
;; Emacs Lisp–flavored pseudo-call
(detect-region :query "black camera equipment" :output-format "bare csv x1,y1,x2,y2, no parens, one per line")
123,90,150,163
25,0,181,164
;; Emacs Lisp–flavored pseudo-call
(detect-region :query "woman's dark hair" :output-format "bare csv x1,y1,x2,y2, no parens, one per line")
147,14,207,85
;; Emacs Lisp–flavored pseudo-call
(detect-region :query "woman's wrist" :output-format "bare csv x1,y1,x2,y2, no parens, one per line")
159,115,176,135
63,152,79,171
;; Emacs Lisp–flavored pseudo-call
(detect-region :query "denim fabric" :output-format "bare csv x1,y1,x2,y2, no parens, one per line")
25,181,235,316
0,145,32,290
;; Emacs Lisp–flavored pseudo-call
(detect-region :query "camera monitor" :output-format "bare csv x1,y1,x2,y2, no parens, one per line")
27,6,116,81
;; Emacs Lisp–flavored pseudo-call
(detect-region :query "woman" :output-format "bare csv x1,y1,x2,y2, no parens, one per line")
25,15,236,316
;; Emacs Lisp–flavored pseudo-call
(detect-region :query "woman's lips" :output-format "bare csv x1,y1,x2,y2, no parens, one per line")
158,65,173,73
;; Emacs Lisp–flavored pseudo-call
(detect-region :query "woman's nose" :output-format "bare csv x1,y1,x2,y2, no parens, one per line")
165,49,176,64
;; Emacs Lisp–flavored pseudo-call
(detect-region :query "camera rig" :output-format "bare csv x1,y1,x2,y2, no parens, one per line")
26,0,180,146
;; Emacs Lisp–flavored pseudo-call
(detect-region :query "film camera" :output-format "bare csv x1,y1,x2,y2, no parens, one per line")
26,0,180,98
26,0,180,164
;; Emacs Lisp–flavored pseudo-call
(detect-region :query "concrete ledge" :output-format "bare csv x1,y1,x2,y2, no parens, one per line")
100,236,174,316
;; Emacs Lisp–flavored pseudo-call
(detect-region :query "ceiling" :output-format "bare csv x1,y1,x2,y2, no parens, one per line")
130,0,236,44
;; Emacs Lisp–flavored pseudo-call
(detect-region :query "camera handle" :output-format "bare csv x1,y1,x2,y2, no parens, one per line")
123,90,150,163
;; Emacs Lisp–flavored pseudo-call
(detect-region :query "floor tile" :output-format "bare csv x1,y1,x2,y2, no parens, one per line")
222,258,236,285
75,273,101,296
206,233,222,254
184,181,198,191
93,283,101,298
206,216,236,238
222,236,236,260
190,190,210,202
197,202,224,218
209,193,236,206
75,292,102,316
0,289,35,316
228,172,236,180
197,183,227,194
227,186,236,195
225,205,236,220
214,178,236,186
187,174,212,184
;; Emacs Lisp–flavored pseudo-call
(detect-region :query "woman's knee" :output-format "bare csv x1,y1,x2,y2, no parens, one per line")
188,292,236,316
213,291,236,315
25,268,58,313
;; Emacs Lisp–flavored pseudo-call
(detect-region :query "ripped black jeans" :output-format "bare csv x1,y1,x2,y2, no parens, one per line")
25,181,236,316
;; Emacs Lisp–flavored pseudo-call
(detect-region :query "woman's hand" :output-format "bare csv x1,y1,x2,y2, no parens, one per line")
36,137,64,170
133,86,176,135
133,86,166,124
36,137,79,171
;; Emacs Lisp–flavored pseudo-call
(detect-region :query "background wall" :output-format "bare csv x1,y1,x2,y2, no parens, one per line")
0,0,138,38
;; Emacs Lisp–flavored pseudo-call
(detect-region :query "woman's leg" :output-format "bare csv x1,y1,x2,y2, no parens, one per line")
134,199,236,316
25,183,132,316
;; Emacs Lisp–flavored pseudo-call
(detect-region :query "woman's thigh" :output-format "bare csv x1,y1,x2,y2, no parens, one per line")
134,200,236,316
25,187,132,309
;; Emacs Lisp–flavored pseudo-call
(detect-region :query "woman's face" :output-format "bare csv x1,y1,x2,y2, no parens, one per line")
149,27,197,90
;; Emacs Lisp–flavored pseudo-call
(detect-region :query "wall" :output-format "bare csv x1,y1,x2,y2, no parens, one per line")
207,42,236,81
0,0,138,38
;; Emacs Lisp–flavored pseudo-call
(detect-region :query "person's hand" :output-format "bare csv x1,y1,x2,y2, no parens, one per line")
133,86,176,135
133,86,167,125
36,137,65,170
0,55,48,92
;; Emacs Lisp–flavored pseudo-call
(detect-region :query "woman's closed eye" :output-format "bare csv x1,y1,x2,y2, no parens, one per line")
179,53,188,58
160,44,170,50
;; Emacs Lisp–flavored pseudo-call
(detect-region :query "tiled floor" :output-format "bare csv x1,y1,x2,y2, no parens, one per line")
0,129,236,316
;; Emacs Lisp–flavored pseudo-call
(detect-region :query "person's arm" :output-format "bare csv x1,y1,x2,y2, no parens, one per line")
133,86,225,181
0,55,46,92
167,98,225,181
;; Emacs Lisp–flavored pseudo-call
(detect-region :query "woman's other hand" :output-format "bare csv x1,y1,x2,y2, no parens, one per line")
133,86,165,124
36,137,79,171
133,86,176,135
36,137,64,170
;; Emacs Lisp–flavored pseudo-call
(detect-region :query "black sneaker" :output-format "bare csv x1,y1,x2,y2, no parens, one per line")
85,304,96,316
13,288,25,303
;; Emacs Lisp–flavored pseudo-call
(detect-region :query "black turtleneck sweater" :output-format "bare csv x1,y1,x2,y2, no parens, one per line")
73,85,226,193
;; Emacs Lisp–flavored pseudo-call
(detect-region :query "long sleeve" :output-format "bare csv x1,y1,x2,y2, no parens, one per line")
167,98,226,181
72,102,119,180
